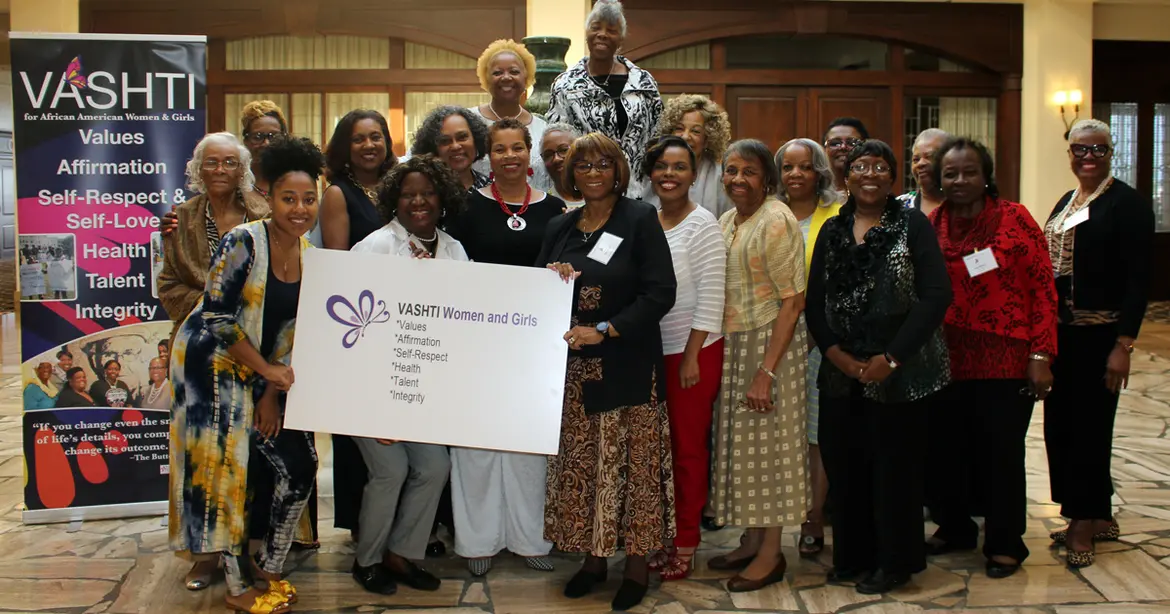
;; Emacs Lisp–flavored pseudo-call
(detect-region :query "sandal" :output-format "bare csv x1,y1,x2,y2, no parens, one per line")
660,549,695,581
184,560,216,591
225,589,290,614
648,548,673,572
263,579,297,605
799,522,825,558
1050,521,1119,545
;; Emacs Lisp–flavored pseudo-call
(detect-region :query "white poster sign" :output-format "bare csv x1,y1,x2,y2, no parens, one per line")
284,248,573,455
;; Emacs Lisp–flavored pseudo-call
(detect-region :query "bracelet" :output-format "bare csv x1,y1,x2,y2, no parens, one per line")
1028,353,1051,363
1117,340,1135,355
758,366,777,380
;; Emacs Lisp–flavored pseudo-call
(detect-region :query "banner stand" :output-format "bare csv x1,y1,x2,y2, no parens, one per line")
11,32,206,524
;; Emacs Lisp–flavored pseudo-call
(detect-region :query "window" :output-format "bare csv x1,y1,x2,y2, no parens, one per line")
1093,103,1139,190
904,48,977,73
902,96,997,193
725,35,887,70
1155,104,1170,232
405,42,476,69
226,36,390,70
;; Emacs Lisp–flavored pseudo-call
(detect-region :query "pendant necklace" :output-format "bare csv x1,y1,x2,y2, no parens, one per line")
490,102,523,122
491,182,532,231
269,223,293,278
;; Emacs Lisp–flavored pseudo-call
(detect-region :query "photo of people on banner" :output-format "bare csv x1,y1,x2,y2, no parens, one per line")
19,234,78,302
22,323,174,411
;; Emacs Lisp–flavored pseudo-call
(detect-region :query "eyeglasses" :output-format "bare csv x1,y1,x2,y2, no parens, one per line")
825,138,864,150
573,158,615,174
849,162,892,176
1070,144,1112,159
202,159,241,171
245,131,280,145
541,144,571,163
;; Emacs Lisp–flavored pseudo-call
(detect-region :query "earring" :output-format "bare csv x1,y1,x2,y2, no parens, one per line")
527,168,535,177
442,209,447,218
489,172,496,182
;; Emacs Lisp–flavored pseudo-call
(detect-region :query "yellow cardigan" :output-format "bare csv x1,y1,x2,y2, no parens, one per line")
805,200,843,277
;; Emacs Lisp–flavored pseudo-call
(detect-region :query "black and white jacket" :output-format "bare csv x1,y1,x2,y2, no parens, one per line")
547,55,663,200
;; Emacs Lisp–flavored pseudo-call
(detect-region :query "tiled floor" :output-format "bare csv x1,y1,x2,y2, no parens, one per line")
2,313,1170,613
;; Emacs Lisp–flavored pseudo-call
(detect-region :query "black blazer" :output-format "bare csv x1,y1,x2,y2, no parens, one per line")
1047,180,1153,338
536,197,677,414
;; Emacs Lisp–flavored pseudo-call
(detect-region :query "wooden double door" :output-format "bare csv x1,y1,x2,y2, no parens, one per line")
727,86,892,154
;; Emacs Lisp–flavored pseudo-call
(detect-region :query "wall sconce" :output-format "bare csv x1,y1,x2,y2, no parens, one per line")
1053,89,1083,139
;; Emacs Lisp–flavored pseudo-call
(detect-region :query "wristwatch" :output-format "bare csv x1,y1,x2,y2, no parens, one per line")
596,321,610,339
884,353,899,369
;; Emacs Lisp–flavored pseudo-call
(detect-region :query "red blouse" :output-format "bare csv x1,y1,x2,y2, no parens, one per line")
930,198,1058,380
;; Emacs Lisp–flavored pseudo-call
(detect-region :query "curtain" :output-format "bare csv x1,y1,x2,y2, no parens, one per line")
939,97,997,157
403,92,490,153
638,44,711,70
227,36,390,70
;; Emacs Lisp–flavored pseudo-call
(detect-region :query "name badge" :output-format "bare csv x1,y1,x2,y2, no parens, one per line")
587,232,623,265
1062,207,1090,232
963,248,998,278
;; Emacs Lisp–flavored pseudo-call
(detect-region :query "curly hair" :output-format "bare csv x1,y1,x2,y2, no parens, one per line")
260,136,327,186
325,109,397,182
240,100,287,135
563,133,632,198
488,118,532,151
184,132,256,194
931,137,999,200
410,106,490,163
477,39,537,93
374,155,466,225
657,94,731,162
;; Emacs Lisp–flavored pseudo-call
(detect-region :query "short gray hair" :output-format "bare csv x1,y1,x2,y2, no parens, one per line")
1068,119,1113,147
913,128,950,150
541,122,581,147
586,0,628,39
185,132,255,194
774,138,841,205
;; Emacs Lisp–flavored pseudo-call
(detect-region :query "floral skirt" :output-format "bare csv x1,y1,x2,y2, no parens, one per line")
543,356,676,557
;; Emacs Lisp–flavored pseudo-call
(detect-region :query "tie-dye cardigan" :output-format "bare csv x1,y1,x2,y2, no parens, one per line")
168,220,308,556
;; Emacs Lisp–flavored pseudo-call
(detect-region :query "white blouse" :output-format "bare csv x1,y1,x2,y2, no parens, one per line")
659,206,726,355
351,218,469,262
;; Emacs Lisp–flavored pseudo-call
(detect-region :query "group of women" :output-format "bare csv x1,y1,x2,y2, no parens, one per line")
158,1,1154,612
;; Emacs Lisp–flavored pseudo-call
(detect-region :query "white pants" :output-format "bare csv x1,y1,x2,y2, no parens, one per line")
450,448,552,558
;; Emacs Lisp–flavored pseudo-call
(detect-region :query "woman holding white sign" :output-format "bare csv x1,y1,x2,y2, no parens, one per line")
347,155,467,596
445,119,564,577
169,137,325,614
539,132,677,612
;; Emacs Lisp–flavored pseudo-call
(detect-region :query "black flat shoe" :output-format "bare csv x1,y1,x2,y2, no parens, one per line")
826,567,870,584
701,515,724,531
611,578,648,611
426,540,446,557
564,568,607,598
352,562,397,595
386,560,441,591
986,559,1021,579
924,538,976,556
856,569,910,594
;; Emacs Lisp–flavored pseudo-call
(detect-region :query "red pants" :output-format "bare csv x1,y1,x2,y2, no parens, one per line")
664,338,724,548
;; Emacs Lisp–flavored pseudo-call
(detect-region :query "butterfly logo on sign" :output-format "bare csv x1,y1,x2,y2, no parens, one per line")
65,56,88,89
326,290,391,348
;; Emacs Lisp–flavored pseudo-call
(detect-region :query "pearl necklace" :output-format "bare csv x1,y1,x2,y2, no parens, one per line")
144,381,166,406
489,102,524,122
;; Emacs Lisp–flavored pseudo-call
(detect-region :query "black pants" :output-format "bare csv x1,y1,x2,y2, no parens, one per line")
332,434,368,531
820,388,928,576
927,379,1033,562
1045,324,1120,520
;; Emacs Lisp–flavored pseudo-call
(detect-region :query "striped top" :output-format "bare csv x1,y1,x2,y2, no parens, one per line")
660,206,726,355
